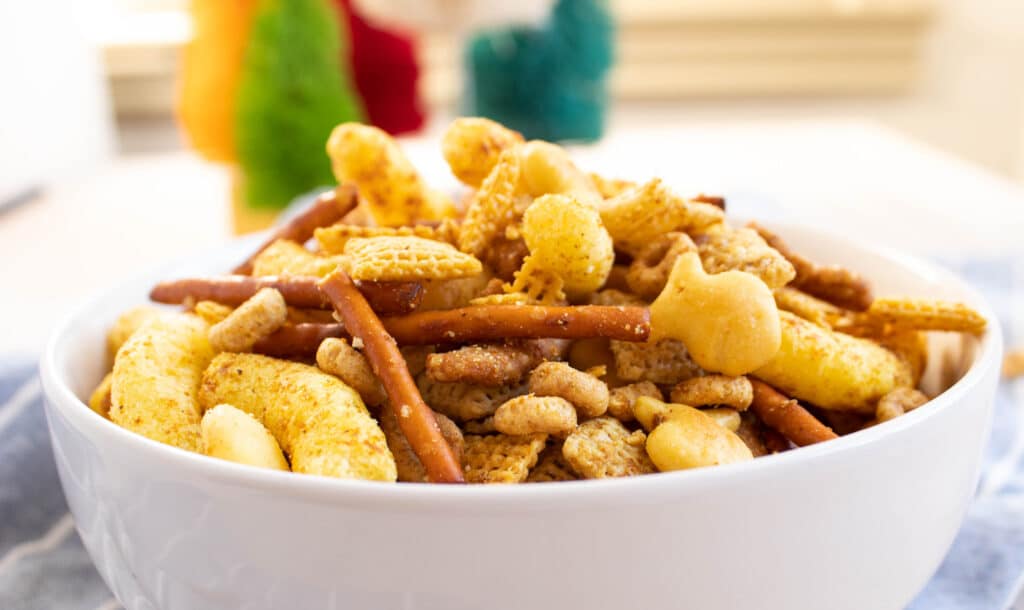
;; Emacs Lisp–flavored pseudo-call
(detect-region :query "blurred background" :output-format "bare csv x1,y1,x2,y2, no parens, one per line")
2,0,1024,353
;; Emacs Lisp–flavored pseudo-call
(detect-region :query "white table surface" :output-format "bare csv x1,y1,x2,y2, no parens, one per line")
2,118,1023,356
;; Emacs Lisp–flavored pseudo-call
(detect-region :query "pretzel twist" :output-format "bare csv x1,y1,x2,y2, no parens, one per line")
319,270,465,483
232,185,357,275
748,379,837,446
151,275,423,315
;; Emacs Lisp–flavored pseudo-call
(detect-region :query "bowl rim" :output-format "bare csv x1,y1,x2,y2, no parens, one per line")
39,221,1004,511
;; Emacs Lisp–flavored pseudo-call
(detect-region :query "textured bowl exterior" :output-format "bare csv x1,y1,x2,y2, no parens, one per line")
40,225,1002,610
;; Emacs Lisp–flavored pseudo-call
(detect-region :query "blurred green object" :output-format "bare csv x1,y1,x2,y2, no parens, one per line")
235,0,364,210
465,0,614,143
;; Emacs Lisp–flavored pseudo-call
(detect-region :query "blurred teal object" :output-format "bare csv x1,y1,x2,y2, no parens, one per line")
464,0,613,142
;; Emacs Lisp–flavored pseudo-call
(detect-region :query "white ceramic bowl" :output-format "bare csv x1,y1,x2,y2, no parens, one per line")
40,223,1002,610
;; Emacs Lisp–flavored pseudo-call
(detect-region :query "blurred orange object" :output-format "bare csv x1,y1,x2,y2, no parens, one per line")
178,0,257,163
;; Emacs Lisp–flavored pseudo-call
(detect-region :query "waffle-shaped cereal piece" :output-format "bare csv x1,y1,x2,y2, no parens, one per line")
528,362,609,418
199,352,397,481
670,375,753,411
695,225,795,289
754,311,914,413
251,239,345,278
458,149,524,259
326,123,454,226
611,338,703,385
442,117,524,187
462,433,547,484
562,417,656,478
607,381,662,422
379,406,464,483
626,232,697,299
863,298,987,335
514,194,614,297
494,394,578,436
315,221,457,255
507,257,567,304
209,288,288,353
111,313,214,452
599,178,724,255
416,373,523,422
519,140,602,208
343,236,482,282
527,443,578,482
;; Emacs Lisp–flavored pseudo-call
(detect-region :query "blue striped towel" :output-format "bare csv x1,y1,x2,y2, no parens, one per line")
1,258,1021,610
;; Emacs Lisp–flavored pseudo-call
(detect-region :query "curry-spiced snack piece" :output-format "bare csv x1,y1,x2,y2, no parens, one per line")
94,117,987,484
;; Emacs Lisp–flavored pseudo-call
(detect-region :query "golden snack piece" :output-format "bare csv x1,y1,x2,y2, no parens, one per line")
518,194,614,297
426,344,535,387
106,305,161,360
646,405,753,472
875,387,929,423
518,140,602,208
199,352,397,481
880,331,929,387
695,225,796,290
88,372,113,418
326,123,454,226
209,288,288,353
380,406,464,483
441,117,524,188
1004,348,1024,379
250,239,345,278
863,297,988,336
669,375,753,411
233,185,357,275
462,433,547,484
755,312,913,413
599,178,724,255
528,361,610,418
417,374,522,422
462,416,496,435
526,442,578,482
419,274,493,311
650,252,781,376
507,256,567,304
748,379,838,446
194,300,234,325
200,404,290,471
343,236,482,282
703,407,742,432
607,381,662,422
773,286,843,329
111,313,214,452
625,232,697,299
562,417,656,479
494,394,578,436
316,337,387,407
458,148,524,259
589,172,635,200
611,338,703,385
315,222,458,256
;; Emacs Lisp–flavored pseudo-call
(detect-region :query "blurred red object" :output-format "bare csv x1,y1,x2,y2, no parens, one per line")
337,0,425,135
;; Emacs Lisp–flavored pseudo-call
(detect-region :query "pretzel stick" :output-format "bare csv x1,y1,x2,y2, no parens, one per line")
384,305,650,345
232,185,358,275
253,307,644,356
749,379,837,446
151,276,423,315
319,270,465,483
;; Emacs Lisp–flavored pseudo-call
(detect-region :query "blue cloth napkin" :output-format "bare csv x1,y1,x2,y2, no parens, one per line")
1,258,1021,610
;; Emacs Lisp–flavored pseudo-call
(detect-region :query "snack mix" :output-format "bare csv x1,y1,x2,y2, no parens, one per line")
94,118,988,484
